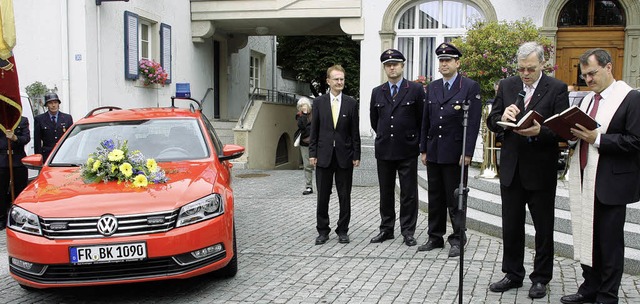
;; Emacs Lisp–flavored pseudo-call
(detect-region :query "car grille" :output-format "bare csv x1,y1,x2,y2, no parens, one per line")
10,251,227,284
40,210,179,239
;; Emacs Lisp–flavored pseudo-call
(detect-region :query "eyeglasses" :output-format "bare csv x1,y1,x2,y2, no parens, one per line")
579,68,600,80
516,67,538,73
330,78,345,82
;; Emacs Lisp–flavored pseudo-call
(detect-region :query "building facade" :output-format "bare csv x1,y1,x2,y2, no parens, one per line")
11,0,640,143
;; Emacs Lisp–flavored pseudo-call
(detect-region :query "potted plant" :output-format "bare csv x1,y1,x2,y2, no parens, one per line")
25,81,49,114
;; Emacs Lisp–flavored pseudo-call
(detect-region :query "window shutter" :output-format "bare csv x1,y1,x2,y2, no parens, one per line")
160,23,172,84
124,11,139,80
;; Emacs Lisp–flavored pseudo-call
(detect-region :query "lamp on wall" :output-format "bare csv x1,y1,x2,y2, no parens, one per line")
255,27,269,35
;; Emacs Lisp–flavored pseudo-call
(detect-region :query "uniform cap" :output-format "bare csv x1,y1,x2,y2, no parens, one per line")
380,49,406,64
44,92,61,105
436,42,462,59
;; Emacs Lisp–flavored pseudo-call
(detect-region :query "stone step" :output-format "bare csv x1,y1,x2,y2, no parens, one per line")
413,168,640,275
210,120,237,145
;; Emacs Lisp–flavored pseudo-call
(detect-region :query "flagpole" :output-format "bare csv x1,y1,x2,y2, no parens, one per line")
7,137,15,202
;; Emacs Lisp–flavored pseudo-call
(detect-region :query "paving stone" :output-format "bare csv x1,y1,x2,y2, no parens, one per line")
0,168,639,303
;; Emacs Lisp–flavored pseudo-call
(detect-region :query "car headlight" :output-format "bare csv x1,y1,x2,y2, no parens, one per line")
176,193,224,227
8,206,43,235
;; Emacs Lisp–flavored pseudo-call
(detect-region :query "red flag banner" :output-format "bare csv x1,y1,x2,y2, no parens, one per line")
1,0,21,132
0,55,21,132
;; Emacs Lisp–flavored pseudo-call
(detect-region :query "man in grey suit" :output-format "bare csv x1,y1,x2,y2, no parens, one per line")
369,49,424,247
486,42,569,299
309,64,361,245
562,48,640,304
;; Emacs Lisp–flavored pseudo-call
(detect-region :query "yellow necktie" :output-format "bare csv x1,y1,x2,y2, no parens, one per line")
331,98,339,128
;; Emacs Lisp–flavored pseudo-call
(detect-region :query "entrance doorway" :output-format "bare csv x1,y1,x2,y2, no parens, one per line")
554,0,625,90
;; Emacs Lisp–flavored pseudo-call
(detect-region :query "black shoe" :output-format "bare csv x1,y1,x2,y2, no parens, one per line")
338,234,350,244
448,244,460,257
370,232,394,243
315,234,329,245
403,236,417,246
302,187,313,195
560,293,596,304
528,282,547,299
489,276,523,292
417,240,444,252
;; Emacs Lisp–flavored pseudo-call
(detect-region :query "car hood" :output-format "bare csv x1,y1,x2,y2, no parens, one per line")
16,161,220,218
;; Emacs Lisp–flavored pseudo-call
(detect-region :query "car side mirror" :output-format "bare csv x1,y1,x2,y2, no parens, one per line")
218,144,245,161
22,154,44,170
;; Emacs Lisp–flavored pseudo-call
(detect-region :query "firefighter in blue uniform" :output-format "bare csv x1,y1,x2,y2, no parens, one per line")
34,92,74,162
369,49,425,247
417,42,482,257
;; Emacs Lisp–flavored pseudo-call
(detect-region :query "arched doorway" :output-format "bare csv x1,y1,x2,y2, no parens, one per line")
554,0,626,90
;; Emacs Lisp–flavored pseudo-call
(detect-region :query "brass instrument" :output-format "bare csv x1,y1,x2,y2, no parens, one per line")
477,104,499,178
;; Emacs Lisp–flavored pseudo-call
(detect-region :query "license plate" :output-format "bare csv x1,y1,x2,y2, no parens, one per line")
70,242,147,264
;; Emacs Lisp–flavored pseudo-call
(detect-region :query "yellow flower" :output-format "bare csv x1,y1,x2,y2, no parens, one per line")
108,149,125,162
92,160,101,172
86,157,94,166
133,174,148,188
146,159,158,172
119,163,133,177
111,165,117,173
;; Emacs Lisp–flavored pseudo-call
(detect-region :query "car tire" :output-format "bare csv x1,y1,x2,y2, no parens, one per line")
216,224,237,278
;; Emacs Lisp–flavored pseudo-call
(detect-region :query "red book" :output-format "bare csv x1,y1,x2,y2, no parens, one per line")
497,110,543,130
543,105,600,140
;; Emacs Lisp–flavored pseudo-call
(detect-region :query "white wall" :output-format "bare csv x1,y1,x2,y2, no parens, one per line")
13,0,216,120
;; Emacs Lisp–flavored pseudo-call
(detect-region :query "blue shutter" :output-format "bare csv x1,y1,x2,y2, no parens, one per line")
160,23,172,84
124,11,139,80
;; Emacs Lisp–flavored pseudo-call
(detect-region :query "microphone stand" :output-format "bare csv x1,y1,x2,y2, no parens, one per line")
455,100,470,304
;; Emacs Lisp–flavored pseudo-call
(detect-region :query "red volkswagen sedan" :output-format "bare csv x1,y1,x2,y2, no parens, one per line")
6,105,244,289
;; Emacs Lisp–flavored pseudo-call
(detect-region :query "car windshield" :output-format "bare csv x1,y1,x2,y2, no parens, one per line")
50,118,209,165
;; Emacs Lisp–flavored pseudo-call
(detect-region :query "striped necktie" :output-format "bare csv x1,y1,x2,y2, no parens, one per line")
580,93,602,171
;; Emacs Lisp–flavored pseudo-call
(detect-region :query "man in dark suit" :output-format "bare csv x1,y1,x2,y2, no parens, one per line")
486,42,569,299
309,64,361,245
34,92,73,162
417,42,482,258
0,117,30,230
561,49,640,304
369,49,424,247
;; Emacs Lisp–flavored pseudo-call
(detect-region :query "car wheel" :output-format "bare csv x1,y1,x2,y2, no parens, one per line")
216,225,237,278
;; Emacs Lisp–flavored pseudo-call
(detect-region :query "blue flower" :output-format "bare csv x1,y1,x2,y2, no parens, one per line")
101,139,116,150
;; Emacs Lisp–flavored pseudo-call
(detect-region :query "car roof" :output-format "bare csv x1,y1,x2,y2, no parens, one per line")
78,107,202,124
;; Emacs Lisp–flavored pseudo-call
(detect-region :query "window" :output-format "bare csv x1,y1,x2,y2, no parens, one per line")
558,0,625,27
139,21,151,60
123,11,171,83
249,54,262,91
395,0,484,81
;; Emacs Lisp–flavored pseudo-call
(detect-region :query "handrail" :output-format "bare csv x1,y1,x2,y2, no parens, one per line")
237,87,302,128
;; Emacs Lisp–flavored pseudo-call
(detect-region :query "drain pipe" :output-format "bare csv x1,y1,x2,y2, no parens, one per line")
60,0,71,112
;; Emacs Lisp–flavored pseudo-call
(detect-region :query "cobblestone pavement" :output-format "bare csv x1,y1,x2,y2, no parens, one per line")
1,168,639,303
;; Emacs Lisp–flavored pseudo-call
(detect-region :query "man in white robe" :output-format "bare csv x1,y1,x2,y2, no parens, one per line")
562,49,640,304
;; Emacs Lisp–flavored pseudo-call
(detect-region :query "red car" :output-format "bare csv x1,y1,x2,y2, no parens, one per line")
7,104,244,289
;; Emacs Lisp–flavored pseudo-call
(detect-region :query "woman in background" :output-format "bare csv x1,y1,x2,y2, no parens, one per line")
296,97,314,195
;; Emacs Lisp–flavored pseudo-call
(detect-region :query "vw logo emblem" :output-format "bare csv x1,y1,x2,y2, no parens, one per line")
97,215,118,236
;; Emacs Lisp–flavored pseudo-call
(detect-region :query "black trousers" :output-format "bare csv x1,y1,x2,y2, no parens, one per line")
0,166,28,219
578,200,626,304
315,151,353,236
376,157,418,237
426,162,467,246
500,172,555,284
